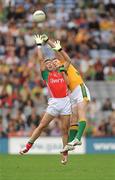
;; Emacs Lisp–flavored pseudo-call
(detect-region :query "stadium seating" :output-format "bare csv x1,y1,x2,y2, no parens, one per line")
0,0,115,138
87,81,115,102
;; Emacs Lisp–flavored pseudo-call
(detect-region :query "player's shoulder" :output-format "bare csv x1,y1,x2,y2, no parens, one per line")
41,69,49,80
68,63,77,70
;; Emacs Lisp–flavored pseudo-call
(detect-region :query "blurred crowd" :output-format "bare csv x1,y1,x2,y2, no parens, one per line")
86,97,115,137
0,0,115,137
0,95,115,138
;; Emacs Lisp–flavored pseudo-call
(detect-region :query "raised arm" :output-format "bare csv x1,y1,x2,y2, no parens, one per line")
49,40,71,63
41,35,71,69
34,35,45,71
50,40,71,69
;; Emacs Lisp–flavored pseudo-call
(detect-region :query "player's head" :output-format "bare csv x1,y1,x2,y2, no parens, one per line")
52,58,61,69
44,59,55,71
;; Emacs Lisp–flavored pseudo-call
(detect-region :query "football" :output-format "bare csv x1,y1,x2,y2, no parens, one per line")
33,10,46,22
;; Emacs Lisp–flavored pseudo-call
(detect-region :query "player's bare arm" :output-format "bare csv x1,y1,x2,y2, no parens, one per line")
34,35,45,71
49,39,71,70
41,35,71,70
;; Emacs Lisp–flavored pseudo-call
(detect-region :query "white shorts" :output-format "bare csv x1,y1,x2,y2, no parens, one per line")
46,96,72,117
70,84,91,105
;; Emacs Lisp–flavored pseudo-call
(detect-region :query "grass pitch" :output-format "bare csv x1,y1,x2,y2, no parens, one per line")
0,154,115,180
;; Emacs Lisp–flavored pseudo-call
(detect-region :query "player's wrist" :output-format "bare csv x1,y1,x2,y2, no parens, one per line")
37,44,42,48
52,47,62,51
58,48,62,51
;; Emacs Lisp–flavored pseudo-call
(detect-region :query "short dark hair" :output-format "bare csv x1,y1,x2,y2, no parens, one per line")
44,59,51,63
52,57,58,61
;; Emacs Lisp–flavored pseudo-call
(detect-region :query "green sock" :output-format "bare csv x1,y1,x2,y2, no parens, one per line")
76,121,86,141
68,124,78,142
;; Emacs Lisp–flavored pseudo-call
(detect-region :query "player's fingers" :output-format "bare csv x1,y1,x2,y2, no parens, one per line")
39,35,42,39
54,41,57,46
33,35,37,40
57,40,60,44
37,34,40,39
38,34,40,39
33,34,37,40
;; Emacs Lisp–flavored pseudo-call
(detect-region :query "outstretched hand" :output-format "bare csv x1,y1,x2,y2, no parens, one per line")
52,40,62,51
33,34,43,45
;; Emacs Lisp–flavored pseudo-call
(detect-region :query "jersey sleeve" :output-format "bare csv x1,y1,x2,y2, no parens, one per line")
41,70,49,81
58,65,67,73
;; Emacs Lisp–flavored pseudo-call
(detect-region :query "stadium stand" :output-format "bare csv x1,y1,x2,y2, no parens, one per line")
0,0,115,138
87,81,115,101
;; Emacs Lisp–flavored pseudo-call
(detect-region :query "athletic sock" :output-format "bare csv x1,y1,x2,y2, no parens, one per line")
76,121,86,141
28,141,34,145
28,138,35,144
68,124,79,142
25,142,33,152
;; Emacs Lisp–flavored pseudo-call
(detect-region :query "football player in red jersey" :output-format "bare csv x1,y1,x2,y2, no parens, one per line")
20,35,72,164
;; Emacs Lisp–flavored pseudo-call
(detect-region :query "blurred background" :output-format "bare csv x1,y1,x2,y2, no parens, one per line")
0,0,115,154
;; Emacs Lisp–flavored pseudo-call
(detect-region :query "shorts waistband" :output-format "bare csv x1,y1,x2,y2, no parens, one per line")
49,96,70,100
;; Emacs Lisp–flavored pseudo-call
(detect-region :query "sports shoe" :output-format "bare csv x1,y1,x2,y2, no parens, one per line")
68,138,82,146
19,142,33,155
61,151,68,165
60,144,75,153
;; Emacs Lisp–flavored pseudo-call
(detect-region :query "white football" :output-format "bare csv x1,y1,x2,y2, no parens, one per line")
33,10,46,22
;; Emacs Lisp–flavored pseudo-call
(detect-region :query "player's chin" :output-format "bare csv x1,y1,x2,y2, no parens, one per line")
55,66,59,70
48,67,54,71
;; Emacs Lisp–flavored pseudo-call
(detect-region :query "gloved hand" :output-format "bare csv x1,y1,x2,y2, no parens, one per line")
41,34,49,43
33,34,43,46
52,40,62,51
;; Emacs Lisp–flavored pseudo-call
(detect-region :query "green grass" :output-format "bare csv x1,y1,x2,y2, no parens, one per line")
0,154,115,180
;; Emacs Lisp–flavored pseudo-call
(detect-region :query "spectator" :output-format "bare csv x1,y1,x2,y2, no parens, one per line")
104,60,115,80
27,108,40,128
102,98,113,111
0,0,115,137
94,59,104,80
